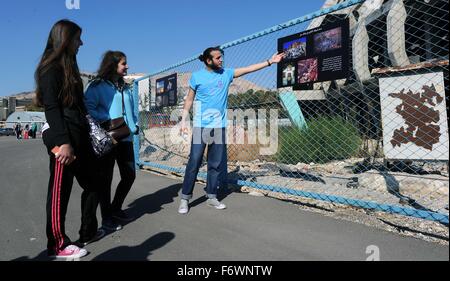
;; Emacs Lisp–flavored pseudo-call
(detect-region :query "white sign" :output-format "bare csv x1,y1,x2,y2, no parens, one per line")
379,72,449,160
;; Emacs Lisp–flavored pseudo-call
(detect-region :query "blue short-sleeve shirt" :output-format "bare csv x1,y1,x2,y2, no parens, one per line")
190,68,234,128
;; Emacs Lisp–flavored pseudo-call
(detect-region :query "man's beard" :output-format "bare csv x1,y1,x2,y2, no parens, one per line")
208,62,222,71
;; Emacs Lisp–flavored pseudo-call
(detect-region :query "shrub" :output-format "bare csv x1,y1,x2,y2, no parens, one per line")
277,116,362,164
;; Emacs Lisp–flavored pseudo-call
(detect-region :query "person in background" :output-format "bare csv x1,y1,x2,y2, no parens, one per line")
31,122,38,138
14,123,21,140
24,124,29,139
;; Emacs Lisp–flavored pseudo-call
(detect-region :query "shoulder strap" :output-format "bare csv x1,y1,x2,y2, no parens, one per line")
121,89,126,116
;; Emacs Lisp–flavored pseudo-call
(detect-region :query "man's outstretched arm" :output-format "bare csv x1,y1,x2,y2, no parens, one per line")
234,52,285,78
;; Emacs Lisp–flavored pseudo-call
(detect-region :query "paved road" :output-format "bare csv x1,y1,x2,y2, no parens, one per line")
0,136,448,261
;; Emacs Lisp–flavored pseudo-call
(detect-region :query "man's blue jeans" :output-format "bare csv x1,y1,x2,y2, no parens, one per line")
181,127,227,200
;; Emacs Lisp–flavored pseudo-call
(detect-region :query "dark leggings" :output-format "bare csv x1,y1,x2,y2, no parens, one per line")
99,141,136,220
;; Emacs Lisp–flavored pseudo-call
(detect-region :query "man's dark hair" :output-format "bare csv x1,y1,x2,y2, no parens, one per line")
198,46,223,65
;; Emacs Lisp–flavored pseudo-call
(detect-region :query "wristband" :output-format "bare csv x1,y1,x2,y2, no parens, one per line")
267,60,272,66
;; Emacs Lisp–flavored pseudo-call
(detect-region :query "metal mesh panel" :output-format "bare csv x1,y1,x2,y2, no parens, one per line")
133,0,448,224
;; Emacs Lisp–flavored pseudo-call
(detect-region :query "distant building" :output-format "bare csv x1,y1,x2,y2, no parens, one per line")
0,99,8,121
5,111,46,130
0,97,17,121
0,108,7,121
8,97,16,114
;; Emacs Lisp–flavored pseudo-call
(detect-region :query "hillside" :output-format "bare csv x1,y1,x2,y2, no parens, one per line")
5,91,35,100
5,72,268,103
150,72,268,100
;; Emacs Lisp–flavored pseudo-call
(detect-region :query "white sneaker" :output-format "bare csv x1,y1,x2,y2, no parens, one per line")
50,245,88,260
207,198,226,210
178,199,189,214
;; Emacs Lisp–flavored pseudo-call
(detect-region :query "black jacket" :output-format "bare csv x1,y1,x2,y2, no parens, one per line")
39,66,89,154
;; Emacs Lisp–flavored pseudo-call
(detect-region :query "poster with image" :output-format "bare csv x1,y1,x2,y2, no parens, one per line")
313,27,342,54
379,72,449,160
282,37,307,60
297,58,318,84
281,63,296,87
155,73,177,108
277,19,349,89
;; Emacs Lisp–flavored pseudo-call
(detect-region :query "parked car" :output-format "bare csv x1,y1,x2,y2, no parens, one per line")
0,128,15,136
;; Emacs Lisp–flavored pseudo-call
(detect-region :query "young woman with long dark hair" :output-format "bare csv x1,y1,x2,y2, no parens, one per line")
84,51,139,231
35,19,104,259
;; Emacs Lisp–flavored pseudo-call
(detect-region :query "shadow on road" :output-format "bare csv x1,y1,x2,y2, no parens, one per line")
125,183,182,222
10,232,176,261
11,250,50,261
91,231,175,261
188,183,237,209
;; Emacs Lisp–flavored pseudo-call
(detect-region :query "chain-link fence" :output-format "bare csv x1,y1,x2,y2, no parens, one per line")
132,0,449,224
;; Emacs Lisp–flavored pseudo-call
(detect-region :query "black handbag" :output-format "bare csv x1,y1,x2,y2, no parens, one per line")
86,114,116,157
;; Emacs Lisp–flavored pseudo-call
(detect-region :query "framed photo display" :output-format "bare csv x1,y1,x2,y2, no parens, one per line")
155,73,178,108
277,19,350,90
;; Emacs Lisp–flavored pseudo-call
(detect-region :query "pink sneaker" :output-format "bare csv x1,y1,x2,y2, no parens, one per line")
51,245,88,260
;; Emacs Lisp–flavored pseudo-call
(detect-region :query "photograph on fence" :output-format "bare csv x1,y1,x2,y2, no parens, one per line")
280,63,296,87
277,18,350,89
379,71,449,160
297,58,318,83
282,37,307,60
313,26,342,54
154,73,178,108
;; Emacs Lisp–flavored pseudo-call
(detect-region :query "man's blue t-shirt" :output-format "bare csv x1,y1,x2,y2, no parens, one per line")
190,68,234,128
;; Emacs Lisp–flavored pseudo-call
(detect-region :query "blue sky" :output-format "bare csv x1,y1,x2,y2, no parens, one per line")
0,0,324,96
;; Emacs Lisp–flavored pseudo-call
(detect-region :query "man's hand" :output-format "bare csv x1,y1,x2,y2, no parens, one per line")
179,120,189,137
268,52,285,65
